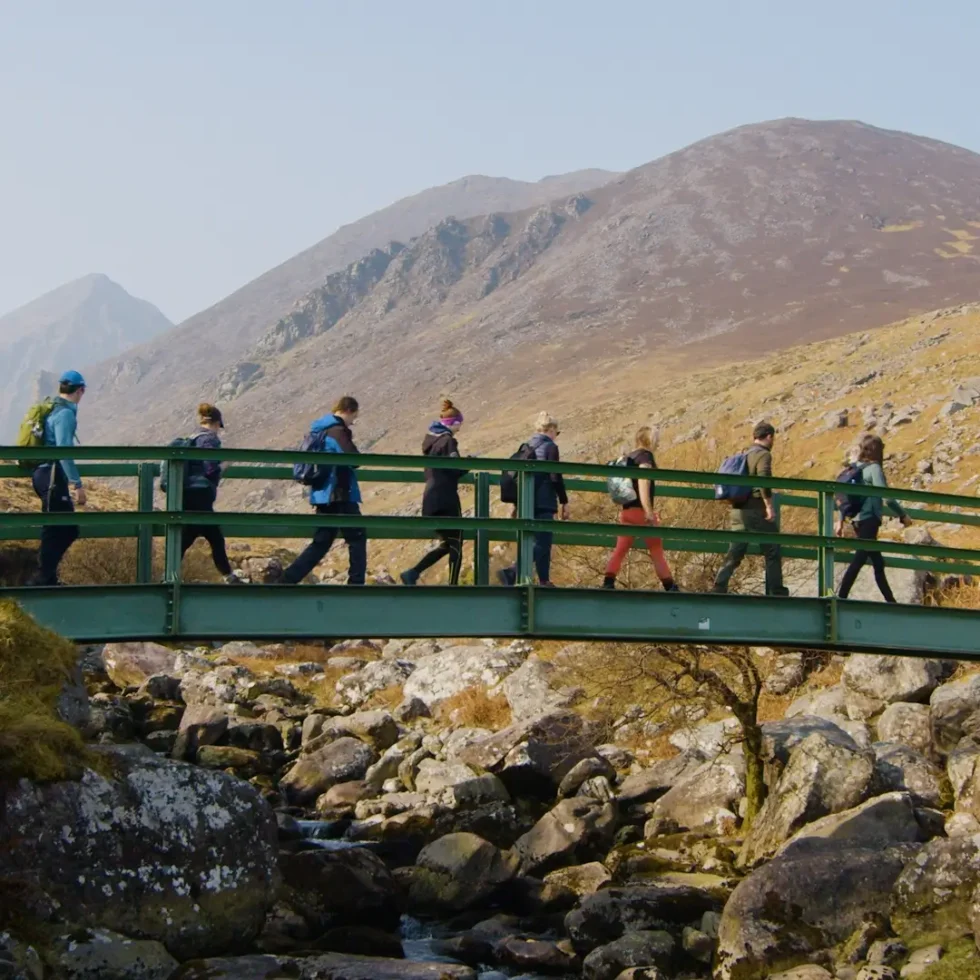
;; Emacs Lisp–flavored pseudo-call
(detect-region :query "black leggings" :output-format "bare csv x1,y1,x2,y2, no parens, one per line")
181,487,232,576
410,530,463,585
838,517,895,603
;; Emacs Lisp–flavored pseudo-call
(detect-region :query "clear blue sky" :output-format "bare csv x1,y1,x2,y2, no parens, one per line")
2,0,978,323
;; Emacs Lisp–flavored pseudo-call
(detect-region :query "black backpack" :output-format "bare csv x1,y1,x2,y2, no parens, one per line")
499,442,537,504
160,434,205,492
835,463,865,519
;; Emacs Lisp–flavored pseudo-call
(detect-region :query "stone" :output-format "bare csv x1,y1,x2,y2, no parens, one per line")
873,744,951,809
946,812,980,837
138,673,183,701
313,925,403,958
764,651,807,695
769,969,834,980
196,745,269,778
900,946,944,977
364,735,422,793
930,673,980,753
582,931,674,980
0,746,279,960
317,780,371,810
760,715,862,765
305,710,400,752
739,731,875,867
877,703,935,758
86,693,135,741
565,883,721,954
857,968,898,980
280,737,377,805
613,970,666,980
405,832,517,913
891,833,980,945
787,683,883,723
669,717,741,758
56,662,90,732
402,644,527,708
274,662,325,678
681,925,714,964
494,936,580,975
279,846,400,933
867,939,908,966
336,660,414,710
716,842,915,980
413,759,510,808
172,954,476,979
394,697,430,723
225,720,285,755
559,755,617,797
501,654,575,722
48,927,178,980
103,641,179,688
844,654,946,704
649,754,745,833
542,861,612,898
617,753,705,805
513,797,617,875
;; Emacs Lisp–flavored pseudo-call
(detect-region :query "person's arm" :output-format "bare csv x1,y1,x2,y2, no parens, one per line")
544,441,569,517
866,463,911,524
197,431,223,485
754,449,775,520
447,437,466,481
332,425,360,467
51,409,82,488
638,463,655,520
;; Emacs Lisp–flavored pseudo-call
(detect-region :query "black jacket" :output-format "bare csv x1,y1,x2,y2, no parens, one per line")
421,423,465,516
528,432,568,514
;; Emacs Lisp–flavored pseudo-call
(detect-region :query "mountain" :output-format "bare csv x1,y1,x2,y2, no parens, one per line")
0,274,172,439
85,119,980,457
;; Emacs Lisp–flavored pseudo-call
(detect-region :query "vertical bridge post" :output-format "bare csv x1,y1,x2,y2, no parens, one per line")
475,471,490,586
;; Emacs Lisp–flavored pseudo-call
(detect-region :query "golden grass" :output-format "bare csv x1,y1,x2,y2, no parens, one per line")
435,685,512,730
363,683,405,711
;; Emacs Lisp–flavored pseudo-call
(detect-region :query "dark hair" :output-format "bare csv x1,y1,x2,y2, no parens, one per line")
857,433,884,464
440,398,463,421
59,383,84,395
333,395,359,414
753,421,776,441
198,402,223,427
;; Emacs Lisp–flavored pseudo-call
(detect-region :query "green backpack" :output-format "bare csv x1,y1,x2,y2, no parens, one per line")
16,398,57,469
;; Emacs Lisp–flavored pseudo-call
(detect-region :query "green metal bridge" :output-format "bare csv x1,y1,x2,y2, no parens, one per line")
3,446,980,658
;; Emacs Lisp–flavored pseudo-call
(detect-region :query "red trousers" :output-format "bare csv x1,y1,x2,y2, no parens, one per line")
605,508,673,582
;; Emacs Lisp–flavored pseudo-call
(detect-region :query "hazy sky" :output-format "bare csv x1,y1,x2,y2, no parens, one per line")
2,1,978,323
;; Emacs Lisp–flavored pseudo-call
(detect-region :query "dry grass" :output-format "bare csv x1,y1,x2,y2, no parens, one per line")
435,685,512,730
363,683,405,711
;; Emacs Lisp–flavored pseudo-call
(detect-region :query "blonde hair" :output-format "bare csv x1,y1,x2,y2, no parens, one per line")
635,425,660,451
535,411,559,433
440,398,463,421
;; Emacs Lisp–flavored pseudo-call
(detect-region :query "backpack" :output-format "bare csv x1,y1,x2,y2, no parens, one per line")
160,435,206,492
16,398,57,469
714,451,752,504
292,428,334,487
499,442,538,504
607,456,638,505
835,463,865,519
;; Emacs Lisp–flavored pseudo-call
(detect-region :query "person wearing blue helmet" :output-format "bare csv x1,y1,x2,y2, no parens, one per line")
29,370,86,585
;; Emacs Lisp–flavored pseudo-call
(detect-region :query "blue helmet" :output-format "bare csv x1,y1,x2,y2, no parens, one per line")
59,370,86,387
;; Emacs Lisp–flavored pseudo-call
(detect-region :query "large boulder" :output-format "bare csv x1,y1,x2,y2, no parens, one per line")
102,642,179,689
717,842,916,980
513,797,617,875
413,759,510,809
47,927,178,979
877,703,935,758
648,754,744,833
760,715,863,765
843,654,946,705
617,753,706,806
582,931,674,980
305,709,400,752
891,833,980,945
402,644,527,708
786,684,882,723
948,744,980,816
739,731,874,867
0,746,279,960
873,744,951,809
336,660,415,710
279,846,401,933
930,674,980,753
280,737,377,806
405,832,517,913
501,654,577,722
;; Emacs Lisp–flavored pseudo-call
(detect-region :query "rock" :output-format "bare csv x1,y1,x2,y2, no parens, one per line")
501,654,575,722
102,641,179,688
413,759,510,808
280,737,377,806
899,946,944,977
891,833,980,944
878,703,935,758
394,697,430,723
48,927,178,979
946,811,980,837
542,861,612,898
739,731,875,867
514,797,617,875
649,754,745,833
402,644,527,708
274,661,325,679
172,954,476,979
0,746,279,960
787,683,883,723
336,660,414,710
317,780,371,809
857,968,898,980
565,883,721,954
764,651,807,695
314,925,404,958
559,756,617,797
769,969,834,980
279,847,401,932
844,654,946,704
669,718,741,758
873,744,951,808
405,832,517,913
681,925,714,964
364,735,422,793
617,753,705,805
582,931,674,980
716,842,915,980
761,715,862,764
196,745,269,778
867,939,908,966
930,673,980,753
57,661,90,732
86,693,135,741
494,936,580,975
225,720,285,754
138,673,182,701
457,710,596,797
613,970,666,980
306,710,400,752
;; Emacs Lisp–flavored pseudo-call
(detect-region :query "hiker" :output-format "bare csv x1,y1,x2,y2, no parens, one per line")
836,433,912,602
171,404,237,584
603,426,678,591
282,396,365,585
28,370,86,586
498,412,569,587
712,421,789,596
400,399,466,586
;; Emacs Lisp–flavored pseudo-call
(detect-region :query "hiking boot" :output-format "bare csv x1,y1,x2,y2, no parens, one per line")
664,582,681,592
400,569,419,587
769,587,791,597
497,567,517,587
602,576,616,589
538,581,557,588
223,573,243,585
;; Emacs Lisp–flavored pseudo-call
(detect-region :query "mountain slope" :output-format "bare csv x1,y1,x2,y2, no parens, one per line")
0,274,172,439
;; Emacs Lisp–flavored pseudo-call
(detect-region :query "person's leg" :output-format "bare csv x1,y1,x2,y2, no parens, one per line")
737,507,786,596
713,509,748,593
869,550,896,603
202,523,232,577
445,530,463,585
533,510,555,584
283,505,339,583
605,511,638,581
340,503,367,585
645,537,676,590
32,464,78,584
403,540,451,583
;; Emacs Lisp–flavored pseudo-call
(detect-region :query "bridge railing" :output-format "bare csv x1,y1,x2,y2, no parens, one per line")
2,445,980,594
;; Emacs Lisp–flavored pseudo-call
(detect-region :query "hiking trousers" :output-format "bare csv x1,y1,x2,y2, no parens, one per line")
605,508,674,584
284,501,366,584
32,463,79,584
407,504,463,585
838,517,896,602
181,486,232,577
713,504,786,596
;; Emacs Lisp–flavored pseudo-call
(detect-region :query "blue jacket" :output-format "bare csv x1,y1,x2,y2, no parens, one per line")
528,432,568,514
43,398,81,486
187,428,223,491
308,413,361,506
